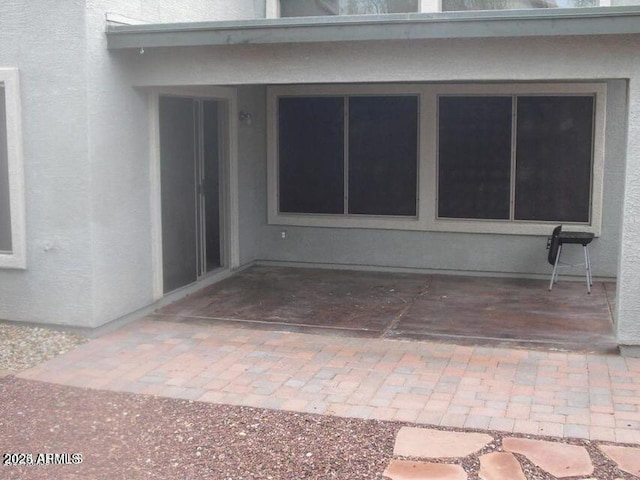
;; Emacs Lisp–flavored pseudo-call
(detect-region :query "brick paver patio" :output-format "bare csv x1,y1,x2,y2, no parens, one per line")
17,318,640,445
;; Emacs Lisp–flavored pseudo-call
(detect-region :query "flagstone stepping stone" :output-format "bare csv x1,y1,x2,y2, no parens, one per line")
599,445,640,477
478,452,526,480
394,427,492,458
383,459,467,480
503,437,594,478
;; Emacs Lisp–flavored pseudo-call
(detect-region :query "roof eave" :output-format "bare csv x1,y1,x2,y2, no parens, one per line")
106,6,640,50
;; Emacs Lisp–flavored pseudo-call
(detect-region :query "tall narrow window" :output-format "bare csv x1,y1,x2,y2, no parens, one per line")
0,68,25,269
278,96,345,214
514,96,594,222
0,85,12,252
349,96,418,216
438,96,512,220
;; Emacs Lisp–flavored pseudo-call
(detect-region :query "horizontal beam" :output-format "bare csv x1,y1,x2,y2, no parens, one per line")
106,6,640,50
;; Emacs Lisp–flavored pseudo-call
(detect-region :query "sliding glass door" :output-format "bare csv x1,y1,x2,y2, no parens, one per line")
159,96,223,293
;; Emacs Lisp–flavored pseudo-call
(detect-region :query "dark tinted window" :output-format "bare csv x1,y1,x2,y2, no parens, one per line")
349,96,418,216
280,0,418,16
438,96,513,220
0,86,12,252
278,97,345,214
515,96,594,222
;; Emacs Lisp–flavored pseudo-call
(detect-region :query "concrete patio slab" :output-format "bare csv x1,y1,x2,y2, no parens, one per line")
151,266,618,353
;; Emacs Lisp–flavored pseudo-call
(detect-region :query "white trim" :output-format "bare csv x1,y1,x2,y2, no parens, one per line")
0,68,26,269
149,86,239,300
267,82,606,236
420,0,442,12
265,0,280,18
105,12,148,26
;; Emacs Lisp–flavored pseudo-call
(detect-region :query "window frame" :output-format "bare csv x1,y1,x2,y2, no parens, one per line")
425,82,606,236
267,82,606,235
0,68,26,269
267,84,427,231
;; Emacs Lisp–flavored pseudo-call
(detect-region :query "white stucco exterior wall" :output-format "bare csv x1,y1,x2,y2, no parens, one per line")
82,0,266,326
618,80,640,348
90,0,266,23
0,0,94,326
0,0,265,328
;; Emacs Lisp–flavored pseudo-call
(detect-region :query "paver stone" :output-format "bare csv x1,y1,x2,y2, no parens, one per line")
503,437,593,478
478,452,526,480
394,427,492,458
599,445,640,477
383,459,467,480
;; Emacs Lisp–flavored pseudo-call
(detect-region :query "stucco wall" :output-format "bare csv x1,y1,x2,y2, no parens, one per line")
238,86,268,267
233,81,624,278
128,38,631,276
618,80,640,347
0,0,265,328
257,80,626,278
93,0,265,23
0,1,94,326
118,34,640,342
83,0,265,326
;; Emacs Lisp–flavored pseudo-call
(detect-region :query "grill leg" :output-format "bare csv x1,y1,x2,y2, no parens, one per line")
549,244,562,291
584,245,592,293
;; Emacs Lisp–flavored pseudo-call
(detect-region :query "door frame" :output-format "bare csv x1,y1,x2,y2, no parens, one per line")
149,86,239,300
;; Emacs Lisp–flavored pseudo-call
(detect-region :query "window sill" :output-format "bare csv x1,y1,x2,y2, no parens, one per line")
267,213,600,237
0,251,27,269
268,212,424,231
429,218,600,237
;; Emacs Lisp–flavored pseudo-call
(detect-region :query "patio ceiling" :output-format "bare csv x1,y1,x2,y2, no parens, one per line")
105,6,640,50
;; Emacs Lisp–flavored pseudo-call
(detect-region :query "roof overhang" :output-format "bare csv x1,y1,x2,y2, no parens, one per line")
106,6,640,50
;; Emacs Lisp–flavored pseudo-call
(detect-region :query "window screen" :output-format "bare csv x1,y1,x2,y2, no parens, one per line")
277,94,419,218
280,0,339,16
349,96,418,216
341,0,419,14
515,96,594,222
280,0,419,16
437,93,595,224
438,96,513,220
278,97,345,214
442,0,597,11
0,86,12,252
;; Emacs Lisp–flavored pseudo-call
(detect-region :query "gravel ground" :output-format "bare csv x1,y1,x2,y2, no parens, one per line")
0,323,87,373
1,377,396,480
